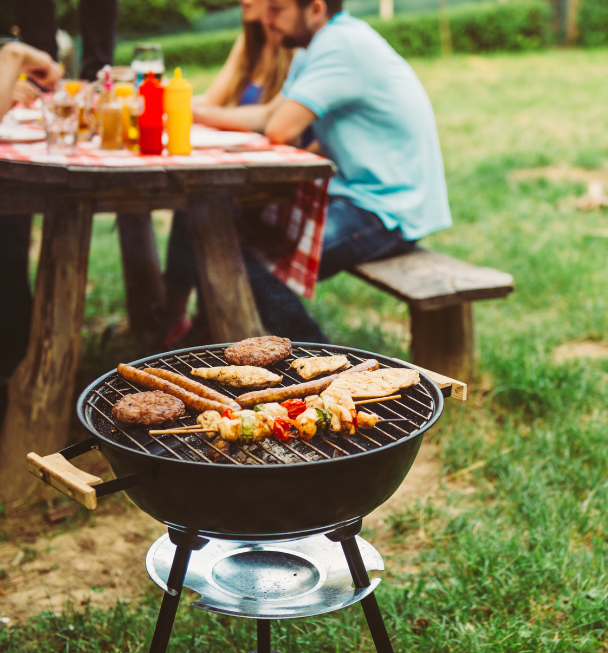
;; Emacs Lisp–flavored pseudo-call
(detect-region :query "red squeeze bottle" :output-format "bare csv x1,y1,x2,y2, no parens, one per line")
138,72,164,155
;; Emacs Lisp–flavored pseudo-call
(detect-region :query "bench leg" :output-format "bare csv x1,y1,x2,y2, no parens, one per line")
410,302,475,382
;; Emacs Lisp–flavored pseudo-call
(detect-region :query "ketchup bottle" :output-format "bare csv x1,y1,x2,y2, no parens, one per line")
138,72,164,155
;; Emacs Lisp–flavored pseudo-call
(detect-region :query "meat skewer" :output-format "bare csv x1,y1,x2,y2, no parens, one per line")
149,414,419,435
149,402,380,442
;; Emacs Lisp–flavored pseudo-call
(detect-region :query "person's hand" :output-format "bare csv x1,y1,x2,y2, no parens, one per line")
4,42,63,90
11,79,41,107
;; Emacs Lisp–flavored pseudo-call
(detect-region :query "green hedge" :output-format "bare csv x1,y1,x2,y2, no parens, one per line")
115,29,239,67
368,1,551,57
57,0,207,36
578,0,608,46
116,0,550,68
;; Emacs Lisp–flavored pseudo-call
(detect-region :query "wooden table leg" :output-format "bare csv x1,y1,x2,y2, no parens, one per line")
0,199,93,504
410,302,475,382
187,193,265,343
116,212,165,336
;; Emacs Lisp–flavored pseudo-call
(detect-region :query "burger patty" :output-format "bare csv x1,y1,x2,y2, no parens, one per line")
112,391,185,426
224,336,292,367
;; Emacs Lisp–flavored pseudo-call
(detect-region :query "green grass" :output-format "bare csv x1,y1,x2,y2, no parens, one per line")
4,47,608,651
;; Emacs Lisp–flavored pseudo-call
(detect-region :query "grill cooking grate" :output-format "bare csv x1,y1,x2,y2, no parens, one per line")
83,345,437,466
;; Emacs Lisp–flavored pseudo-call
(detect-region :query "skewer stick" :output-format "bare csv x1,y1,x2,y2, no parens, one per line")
113,424,202,434
149,427,216,435
354,394,401,405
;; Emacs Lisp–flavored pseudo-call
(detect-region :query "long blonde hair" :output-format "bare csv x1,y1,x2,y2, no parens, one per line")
225,21,293,106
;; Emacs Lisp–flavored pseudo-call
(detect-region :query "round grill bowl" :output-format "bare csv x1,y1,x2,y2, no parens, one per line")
77,343,444,541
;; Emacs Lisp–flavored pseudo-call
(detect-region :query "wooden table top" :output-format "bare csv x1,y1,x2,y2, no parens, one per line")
0,130,335,191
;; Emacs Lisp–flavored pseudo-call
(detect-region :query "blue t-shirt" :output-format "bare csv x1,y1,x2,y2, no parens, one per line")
282,12,452,240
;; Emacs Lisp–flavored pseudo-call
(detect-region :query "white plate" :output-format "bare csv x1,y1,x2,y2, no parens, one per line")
10,108,43,122
0,126,45,143
190,130,259,149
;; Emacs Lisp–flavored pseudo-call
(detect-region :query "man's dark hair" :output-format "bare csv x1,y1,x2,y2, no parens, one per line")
295,0,343,17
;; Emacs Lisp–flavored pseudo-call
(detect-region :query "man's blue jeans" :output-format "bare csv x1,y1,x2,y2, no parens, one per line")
319,197,417,280
243,196,417,341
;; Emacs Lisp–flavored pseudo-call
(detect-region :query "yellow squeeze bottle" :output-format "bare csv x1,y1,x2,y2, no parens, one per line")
164,68,192,155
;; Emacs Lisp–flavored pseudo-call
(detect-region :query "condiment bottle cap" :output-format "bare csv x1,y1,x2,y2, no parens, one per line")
167,67,191,90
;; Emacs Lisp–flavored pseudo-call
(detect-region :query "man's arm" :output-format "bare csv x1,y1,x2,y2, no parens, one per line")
192,94,317,145
193,92,284,133
265,100,316,144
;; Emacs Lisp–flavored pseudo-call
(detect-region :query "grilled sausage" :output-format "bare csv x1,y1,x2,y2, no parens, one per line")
236,359,380,408
117,364,230,414
144,367,239,409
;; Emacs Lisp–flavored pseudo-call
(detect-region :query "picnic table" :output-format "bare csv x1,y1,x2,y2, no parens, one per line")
0,132,334,501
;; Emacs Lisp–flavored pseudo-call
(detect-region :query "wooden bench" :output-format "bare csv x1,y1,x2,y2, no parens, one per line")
352,247,514,381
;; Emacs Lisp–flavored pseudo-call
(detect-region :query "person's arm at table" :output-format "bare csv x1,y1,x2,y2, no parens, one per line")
0,43,63,119
11,79,42,107
193,93,316,145
193,91,284,132
192,34,245,108
265,99,316,144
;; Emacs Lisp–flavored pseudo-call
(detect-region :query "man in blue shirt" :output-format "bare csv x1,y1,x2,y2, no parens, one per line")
194,0,452,338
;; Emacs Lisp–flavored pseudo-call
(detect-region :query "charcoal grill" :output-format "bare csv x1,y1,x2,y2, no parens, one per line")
27,342,462,653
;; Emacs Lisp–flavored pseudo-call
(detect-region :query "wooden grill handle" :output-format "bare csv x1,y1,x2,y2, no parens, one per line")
392,359,467,401
27,452,102,509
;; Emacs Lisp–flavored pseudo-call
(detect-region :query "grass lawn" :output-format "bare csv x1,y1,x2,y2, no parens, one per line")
3,47,608,651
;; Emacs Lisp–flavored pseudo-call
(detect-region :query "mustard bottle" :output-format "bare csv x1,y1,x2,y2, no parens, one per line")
164,67,192,156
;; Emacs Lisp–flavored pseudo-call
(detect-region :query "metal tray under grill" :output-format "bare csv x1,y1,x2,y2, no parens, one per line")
78,343,441,468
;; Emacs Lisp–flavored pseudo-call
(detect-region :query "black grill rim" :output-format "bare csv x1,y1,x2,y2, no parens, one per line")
76,342,444,469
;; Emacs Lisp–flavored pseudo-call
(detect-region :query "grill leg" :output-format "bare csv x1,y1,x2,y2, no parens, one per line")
149,531,208,653
247,620,281,653
257,620,271,653
328,521,394,653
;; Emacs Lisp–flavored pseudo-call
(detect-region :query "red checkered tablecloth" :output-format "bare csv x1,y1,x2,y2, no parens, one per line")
0,128,329,298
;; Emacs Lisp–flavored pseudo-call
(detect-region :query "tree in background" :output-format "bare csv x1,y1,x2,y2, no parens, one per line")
55,0,239,36
577,0,608,45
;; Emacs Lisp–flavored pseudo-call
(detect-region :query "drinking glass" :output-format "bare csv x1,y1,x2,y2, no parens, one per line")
43,92,78,155
131,43,164,80
99,102,123,150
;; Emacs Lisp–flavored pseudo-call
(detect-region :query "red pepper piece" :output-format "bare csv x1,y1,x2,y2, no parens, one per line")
280,399,307,420
350,409,358,430
221,408,234,419
273,417,298,442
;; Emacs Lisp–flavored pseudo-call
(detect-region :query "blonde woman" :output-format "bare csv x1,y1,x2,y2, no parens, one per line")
163,0,294,346
194,0,292,110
